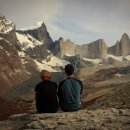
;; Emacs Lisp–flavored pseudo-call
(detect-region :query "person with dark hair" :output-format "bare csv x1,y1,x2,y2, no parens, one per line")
58,64,83,112
35,70,58,113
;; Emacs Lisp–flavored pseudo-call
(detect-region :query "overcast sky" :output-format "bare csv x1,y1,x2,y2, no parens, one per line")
0,0,130,46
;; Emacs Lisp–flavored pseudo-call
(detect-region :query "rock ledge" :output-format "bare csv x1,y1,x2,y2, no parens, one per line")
0,108,130,130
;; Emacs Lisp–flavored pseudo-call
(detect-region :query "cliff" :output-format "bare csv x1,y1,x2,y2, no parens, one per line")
17,21,54,50
0,14,30,95
55,38,107,59
108,33,130,56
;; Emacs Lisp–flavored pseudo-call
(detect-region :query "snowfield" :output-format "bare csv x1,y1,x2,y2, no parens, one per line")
105,54,123,61
35,55,69,72
16,32,44,50
82,54,130,65
18,51,69,72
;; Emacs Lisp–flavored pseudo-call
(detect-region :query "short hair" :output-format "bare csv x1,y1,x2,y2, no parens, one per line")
40,70,51,80
65,64,74,75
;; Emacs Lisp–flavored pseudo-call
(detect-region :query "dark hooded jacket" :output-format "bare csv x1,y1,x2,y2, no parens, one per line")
35,80,58,113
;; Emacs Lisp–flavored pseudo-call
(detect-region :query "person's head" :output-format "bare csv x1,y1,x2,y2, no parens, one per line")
40,70,51,81
65,64,74,76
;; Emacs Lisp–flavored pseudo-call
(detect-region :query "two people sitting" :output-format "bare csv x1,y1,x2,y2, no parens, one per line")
35,64,83,113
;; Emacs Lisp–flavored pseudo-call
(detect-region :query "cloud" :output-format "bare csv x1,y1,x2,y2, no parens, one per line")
0,0,63,28
0,0,130,46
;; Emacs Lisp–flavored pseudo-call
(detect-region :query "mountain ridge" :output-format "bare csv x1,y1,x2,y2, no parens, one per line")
0,14,130,95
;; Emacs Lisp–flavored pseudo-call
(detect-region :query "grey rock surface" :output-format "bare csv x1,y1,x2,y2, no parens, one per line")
17,22,54,50
55,38,107,59
16,22,54,61
108,33,130,56
0,108,130,130
0,15,30,95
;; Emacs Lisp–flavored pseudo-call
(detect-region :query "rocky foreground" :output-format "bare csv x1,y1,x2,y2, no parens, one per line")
0,108,130,130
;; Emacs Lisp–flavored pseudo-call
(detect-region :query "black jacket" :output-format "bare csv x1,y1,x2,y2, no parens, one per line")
35,80,58,113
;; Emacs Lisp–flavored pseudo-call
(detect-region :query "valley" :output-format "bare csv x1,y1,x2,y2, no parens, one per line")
0,14,130,129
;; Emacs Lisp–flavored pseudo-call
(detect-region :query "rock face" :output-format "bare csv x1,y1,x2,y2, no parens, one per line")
78,39,107,59
16,21,55,61
0,108,129,130
16,32,50,61
119,33,130,55
55,38,107,59
108,33,130,56
17,21,54,50
0,15,30,95
0,15,17,46
107,40,120,56
0,14,69,96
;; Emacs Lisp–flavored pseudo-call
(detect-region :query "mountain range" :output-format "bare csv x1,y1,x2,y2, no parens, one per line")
0,14,130,96
0,14,130,128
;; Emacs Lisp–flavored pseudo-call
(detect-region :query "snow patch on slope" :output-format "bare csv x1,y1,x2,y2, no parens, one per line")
18,51,69,72
82,57,102,64
35,55,69,72
105,54,123,61
0,37,3,40
26,34,43,45
65,54,75,57
0,16,14,34
18,51,26,57
125,55,130,61
34,60,56,72
82,54,130,65
45,55,70,66
16,32,44,50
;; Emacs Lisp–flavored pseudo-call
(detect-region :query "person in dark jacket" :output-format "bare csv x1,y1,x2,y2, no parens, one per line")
58,64,83,112
35,70,58,113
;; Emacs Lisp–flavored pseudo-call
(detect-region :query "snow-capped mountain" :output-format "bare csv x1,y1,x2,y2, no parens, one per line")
0,15,31,95
0,14,130,96
16,33,44,50
16,31,69,72
0,14,15,34
0,15,69,96
17,21,54,50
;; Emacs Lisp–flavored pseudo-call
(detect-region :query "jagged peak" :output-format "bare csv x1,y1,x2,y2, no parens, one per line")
122,33,129,39
115,40,120,44
59,37,64,43
0,14,5,19
35,21,44,27
0,15,15,34
65,39,72,42
89,39,106,46
97,39,106,43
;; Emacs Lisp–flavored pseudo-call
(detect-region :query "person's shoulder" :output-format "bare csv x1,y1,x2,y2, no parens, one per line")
59,79,67,86
36,81,43,87
74,78,83,85
48,80,57,86
35,81,43,91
